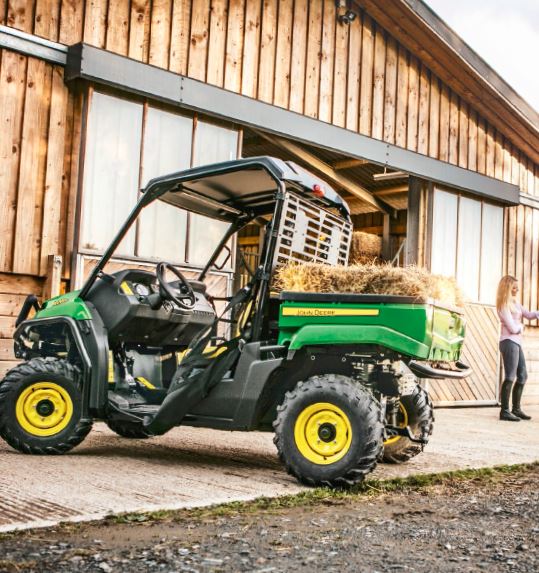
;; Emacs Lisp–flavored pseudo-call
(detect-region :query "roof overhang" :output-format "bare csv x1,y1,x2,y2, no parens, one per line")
353,0,539,165
64,43,520,206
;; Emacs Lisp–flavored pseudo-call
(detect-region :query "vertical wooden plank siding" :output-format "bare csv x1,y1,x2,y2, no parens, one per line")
257,0,278,103
476,116,486,175
358,13,374,136
304,0,322,118
0,50,26,272
39,65,68,275
467,108,477,172
273,0,293,109
458,100,468,169
370,24,385,139
34,0,60,40
448,91,459,165
417,63,429,155
318,0,335,123
427,75,439,158
128,0,152,63
241,0,261,97
149,0,172,69
224,0,245,93
332,9,349,127
105,0,129,55
395,44,408,148
0,0,536,193
6,0,34,32
12,58,52,276
169,0,191,74
206,0,228,87
382,34,396,144
83,0,108,48
58,0,84,45
188,0,210,81
288,0,307,112
406,54,419,151
438,84,450,162
345,14,361,131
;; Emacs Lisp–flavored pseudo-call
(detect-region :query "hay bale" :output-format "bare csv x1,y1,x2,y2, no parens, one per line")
349,231,381,264
274,262,463,307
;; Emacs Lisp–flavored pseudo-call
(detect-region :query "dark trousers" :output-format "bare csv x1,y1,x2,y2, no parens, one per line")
499,339,527,385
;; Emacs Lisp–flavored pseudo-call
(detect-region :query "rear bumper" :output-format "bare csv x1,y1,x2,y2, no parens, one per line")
408,360,472,380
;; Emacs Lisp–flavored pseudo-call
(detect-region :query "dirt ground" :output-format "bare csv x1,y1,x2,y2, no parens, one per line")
0,465,537,573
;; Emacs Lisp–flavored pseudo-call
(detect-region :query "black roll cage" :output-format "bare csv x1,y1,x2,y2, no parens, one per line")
78,156,350,341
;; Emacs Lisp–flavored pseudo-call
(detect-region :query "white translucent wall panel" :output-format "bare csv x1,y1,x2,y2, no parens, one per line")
189,121,238,266
81,93,142,255
138,108,192,262
456,196,482,302
430,188,458,277
479,203,504,305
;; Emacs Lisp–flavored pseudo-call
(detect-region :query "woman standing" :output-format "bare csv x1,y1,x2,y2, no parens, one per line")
496,275,537,421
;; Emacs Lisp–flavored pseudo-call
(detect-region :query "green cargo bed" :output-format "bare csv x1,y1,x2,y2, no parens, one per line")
277,292,466,362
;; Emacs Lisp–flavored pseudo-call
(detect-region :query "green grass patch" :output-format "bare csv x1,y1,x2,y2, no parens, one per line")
104,462,537,525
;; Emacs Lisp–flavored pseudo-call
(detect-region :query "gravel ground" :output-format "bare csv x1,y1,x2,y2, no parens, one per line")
0,465,537,573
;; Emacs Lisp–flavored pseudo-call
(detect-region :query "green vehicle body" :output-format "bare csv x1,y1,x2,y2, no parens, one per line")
278,299,465,362
35,291,92,321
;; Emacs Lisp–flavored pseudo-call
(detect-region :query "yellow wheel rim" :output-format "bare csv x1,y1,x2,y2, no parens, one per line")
294,402,352,465
15,382,73,437
384,402,408,446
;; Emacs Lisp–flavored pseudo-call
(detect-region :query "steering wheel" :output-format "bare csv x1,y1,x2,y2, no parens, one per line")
156,262,196,310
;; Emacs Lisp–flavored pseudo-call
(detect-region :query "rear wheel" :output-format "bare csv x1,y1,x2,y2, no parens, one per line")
106,418,152,439
0,358,92,454
382,384,434,463
273,374,384,488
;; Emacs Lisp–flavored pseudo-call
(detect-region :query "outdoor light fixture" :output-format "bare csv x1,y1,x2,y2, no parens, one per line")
335,0,358,25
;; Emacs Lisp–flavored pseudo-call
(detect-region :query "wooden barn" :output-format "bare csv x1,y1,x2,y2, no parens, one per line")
0,0,538,405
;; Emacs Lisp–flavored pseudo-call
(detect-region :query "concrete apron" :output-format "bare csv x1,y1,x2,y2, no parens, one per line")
1,406,538,533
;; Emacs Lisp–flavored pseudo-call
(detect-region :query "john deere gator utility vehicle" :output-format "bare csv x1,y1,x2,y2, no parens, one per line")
0,156,471,487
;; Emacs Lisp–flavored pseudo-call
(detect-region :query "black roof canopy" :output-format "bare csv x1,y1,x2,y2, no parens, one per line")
141,156,351,221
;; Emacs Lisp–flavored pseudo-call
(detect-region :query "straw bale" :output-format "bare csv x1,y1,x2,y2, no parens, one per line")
349,231,382,263
274,262,463,307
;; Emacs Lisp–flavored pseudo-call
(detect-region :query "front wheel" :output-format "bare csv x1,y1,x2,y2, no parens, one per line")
273,374,384,488
383,384,434,464
0,358,92,454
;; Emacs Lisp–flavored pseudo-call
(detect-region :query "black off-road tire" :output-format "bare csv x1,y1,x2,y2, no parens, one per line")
273,374,384,488
106,418,153,439
0,357,92,454
382,384,434,464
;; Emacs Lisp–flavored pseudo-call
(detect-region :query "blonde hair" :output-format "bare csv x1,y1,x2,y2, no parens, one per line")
496,275,518,313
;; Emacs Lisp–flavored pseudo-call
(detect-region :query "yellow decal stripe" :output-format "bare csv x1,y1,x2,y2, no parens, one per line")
282,307,380,317
137,377,156,390
120,281,134,295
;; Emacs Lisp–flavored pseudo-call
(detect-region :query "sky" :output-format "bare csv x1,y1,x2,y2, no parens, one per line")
424,0,539,113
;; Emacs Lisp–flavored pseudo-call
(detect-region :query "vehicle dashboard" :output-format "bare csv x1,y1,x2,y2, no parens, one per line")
86,268,216,346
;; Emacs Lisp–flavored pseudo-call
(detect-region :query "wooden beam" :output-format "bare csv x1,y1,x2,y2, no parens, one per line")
382,214,391,260
332,158,370,170
43,255,63,300
372,185,408,196
253,130,395,216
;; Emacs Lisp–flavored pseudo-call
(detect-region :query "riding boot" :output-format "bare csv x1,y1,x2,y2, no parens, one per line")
512,383,532,420
500,380,521,421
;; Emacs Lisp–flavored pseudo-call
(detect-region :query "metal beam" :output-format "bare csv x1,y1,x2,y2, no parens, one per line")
0,24,67,65
253,129,395,216
64,43,519,205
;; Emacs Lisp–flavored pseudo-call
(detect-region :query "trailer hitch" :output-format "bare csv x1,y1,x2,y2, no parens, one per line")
385,424,428,444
